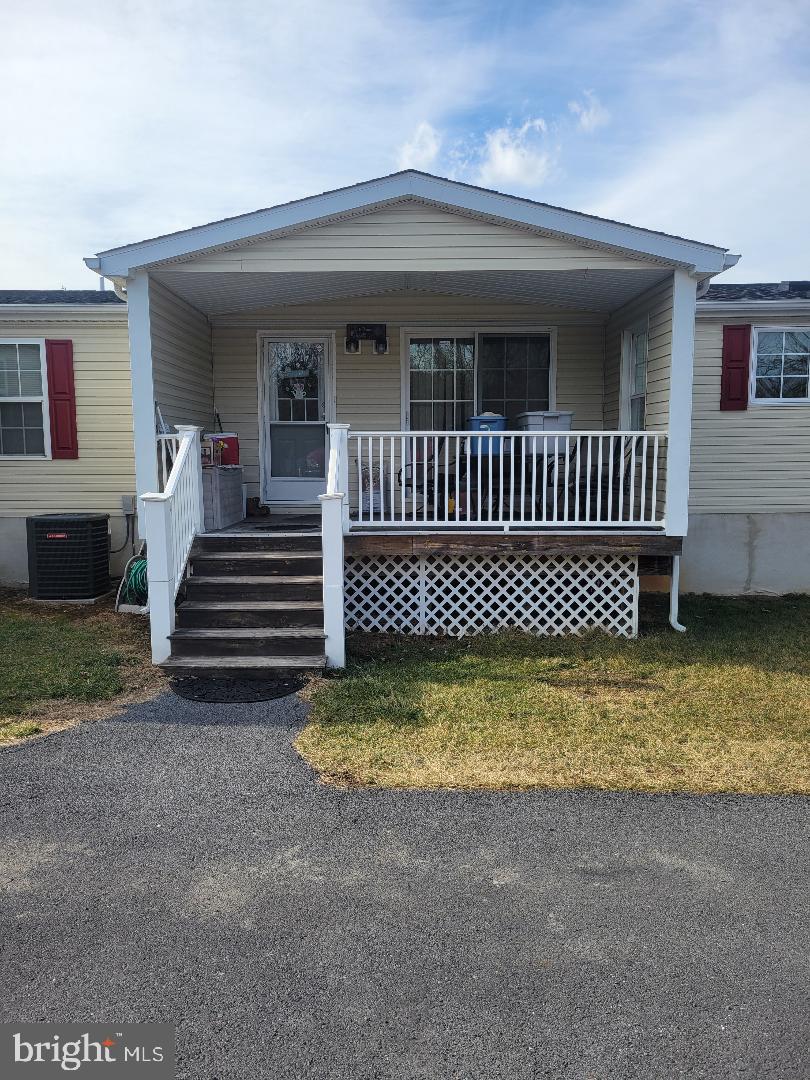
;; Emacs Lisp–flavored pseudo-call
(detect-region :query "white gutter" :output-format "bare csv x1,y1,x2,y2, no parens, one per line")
697,300,810,316
0,304,126,319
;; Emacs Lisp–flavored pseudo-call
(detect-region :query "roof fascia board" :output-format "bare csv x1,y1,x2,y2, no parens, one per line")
697,300,810,316
87,173,731,279
0,304,127,320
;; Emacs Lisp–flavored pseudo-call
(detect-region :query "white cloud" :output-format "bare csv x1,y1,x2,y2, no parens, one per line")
0,0,493,286
476,119,554,189
0,0,808,285
568,91,609,133
397,122,441,170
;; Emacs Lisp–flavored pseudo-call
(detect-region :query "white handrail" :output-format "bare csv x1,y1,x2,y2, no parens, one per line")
141,426,205,662
347,429,668,530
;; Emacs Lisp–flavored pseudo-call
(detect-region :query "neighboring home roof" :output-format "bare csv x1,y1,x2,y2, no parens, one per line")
698,281,810,315
0,290,125,305
86,170,738,279
702,281,810,302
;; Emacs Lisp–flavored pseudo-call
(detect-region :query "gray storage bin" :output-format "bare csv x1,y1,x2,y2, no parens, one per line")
516,410,574,431
202,465,244,531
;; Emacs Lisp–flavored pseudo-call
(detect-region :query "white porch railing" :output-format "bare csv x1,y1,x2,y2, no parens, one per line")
349,430,667,530
142,426,205,663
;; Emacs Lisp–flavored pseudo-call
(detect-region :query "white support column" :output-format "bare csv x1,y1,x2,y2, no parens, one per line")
175,425,205,533
126,271,158,538
329,424,351,533
665,269,698,536
319,493,346,668
141,493,175,663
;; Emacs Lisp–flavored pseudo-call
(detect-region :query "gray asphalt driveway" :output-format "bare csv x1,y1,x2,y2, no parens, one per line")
0,690,807,1079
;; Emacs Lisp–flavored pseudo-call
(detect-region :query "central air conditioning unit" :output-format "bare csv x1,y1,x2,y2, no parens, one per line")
26,513,110,600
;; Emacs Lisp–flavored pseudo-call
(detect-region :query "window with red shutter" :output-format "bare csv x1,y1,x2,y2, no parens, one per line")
720,325,751,411
45,339,78,458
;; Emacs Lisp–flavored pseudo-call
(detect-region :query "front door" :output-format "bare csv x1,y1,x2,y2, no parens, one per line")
261,337,330,504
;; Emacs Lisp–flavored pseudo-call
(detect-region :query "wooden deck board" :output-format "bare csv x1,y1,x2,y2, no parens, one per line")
344,532,682,557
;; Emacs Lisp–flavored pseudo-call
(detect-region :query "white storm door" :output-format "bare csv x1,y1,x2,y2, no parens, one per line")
261,337,330,504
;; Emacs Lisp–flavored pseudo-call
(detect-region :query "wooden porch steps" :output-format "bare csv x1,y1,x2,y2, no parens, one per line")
162,532,326,679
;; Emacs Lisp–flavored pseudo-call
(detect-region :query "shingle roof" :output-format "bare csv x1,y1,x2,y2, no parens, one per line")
0,290,125,305
702,281,810,302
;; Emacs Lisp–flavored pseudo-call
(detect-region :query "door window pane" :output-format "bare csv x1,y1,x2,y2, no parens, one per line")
476,334,550,423
408,337,475,431
269,423,325,478
268,341,324,421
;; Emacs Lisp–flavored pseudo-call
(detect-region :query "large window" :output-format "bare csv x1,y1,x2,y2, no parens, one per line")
0,341,47,456
752,328,810,402
409,337,474,430
478,334,551,424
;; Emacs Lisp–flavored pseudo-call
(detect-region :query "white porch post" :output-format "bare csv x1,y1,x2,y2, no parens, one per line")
665,269,698,536
141,493,174,663
329,423,351,533
175,425,205,533
319,493,346,668
126,271,158,537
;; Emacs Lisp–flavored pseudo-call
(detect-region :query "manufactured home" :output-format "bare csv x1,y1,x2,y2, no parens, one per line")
2,173,808,675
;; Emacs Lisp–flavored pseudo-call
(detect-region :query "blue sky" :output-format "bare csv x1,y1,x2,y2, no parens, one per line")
1,0,808,286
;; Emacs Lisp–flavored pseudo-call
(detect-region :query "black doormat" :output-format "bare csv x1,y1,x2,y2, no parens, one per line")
170,675,306,703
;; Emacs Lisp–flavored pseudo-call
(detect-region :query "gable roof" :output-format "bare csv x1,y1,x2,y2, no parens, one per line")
86,171,738,279
0,290,124,305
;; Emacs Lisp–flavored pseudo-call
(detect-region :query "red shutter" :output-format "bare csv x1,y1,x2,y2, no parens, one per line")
720,324,751,411
45,340,78,458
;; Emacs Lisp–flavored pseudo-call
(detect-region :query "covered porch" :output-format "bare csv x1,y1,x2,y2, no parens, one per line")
84,171,736,667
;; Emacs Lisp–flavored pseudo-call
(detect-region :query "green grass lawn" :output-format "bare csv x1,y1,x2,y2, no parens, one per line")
0,593,160,744
298,595,810,794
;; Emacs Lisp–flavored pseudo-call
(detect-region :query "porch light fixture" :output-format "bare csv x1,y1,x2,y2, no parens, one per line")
345,323,388,355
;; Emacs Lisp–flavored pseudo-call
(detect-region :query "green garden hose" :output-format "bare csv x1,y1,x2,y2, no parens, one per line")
116,554,149,610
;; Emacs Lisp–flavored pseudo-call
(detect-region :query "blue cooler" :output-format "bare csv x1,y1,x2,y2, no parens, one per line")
467,413,506,455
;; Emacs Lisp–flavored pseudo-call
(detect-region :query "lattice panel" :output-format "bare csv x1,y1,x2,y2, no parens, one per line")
344,553,638,638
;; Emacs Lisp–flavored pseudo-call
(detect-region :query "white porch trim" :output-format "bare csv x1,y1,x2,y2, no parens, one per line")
664,269,698,537
86,171,737,279
127,271,159,534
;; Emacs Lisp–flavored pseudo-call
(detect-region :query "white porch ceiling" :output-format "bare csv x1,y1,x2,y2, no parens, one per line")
152,268,671,317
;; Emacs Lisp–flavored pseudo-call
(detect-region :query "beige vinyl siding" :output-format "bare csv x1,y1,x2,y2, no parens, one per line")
604,278,673,432
172,202,664,275
212,294,606,499
0,314,135,525
690,314,810,513
149,278,214,429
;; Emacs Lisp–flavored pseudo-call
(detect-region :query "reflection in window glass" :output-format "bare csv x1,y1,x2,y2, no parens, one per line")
409,337,474,430
754,329,810,401
477,334,551,423
0,343,45,455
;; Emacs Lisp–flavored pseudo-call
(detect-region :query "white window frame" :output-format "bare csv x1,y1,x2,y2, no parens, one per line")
0,338,51,459
620,320,649,430
399,325,558,429
748,325,810,407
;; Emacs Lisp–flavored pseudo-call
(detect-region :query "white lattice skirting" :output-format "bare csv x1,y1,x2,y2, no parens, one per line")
344,553,639,638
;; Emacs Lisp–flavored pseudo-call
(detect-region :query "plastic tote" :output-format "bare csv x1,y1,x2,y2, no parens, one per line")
467,413,507,455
